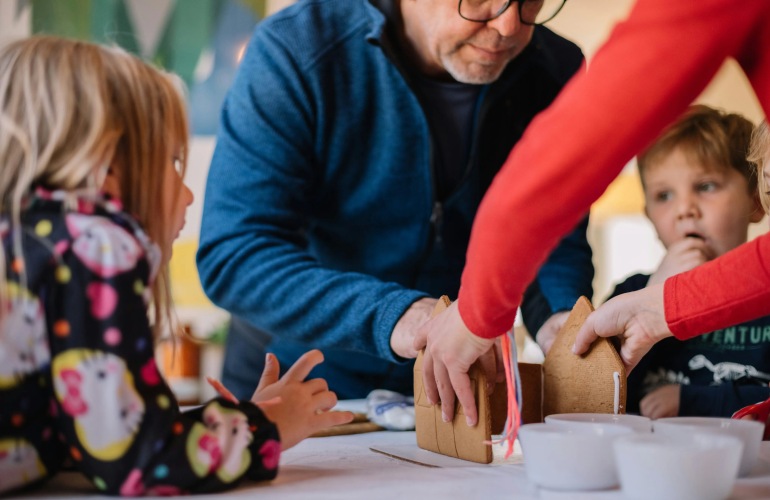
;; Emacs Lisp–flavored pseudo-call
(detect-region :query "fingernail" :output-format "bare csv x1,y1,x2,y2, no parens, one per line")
571,343,577,354
466,416,473,427
442,412,450,423
265,353,272,364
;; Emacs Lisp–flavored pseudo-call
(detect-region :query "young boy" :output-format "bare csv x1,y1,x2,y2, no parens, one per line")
608,105,769,419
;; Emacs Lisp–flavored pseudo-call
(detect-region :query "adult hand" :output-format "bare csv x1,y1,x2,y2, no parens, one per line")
639,384,680,419
251,350,354,450
390,297,438,359
648,237,714,286
573,283,672,372
535,310,569,355
413,300,495,426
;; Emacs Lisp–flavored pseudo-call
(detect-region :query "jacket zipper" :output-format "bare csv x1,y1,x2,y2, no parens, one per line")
430,200,443,248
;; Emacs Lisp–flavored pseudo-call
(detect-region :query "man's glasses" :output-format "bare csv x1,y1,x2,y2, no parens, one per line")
459,0,567,25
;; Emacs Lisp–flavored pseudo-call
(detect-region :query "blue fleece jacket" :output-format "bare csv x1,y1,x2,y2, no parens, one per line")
197,0,593,399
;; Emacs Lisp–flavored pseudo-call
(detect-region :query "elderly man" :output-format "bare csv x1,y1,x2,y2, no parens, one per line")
197,0,593,399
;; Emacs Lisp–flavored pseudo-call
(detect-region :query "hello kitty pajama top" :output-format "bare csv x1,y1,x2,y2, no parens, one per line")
0,189,281,496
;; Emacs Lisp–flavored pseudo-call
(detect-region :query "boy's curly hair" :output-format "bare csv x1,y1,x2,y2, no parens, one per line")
638,105,755,193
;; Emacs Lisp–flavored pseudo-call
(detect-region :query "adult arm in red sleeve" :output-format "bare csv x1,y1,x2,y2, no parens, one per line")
417,0,770,421
459,0,770,338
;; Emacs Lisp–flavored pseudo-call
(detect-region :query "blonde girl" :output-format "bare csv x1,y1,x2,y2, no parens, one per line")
0,36,351,496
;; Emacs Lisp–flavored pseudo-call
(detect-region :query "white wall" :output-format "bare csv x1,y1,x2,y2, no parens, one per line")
180,137,216,240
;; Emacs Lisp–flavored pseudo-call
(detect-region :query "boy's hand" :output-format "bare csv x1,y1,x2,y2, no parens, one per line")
648,237,715,286
251,350,354,450
639,384,680,419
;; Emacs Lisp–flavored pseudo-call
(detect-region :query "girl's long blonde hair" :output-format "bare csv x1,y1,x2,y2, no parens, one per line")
0,36,189,339
749,121,770,213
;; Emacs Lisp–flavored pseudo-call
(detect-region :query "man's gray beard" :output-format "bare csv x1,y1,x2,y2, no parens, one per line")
442,56,506,85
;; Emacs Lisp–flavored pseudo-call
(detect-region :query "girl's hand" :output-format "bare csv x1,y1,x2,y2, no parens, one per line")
251,350,354,450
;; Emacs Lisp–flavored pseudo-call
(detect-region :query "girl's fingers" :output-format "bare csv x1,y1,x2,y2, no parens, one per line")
304,377,329,395
255,396,282,410
316,410,355,429
311,390,338,412
256,353,281,393
284,349,324,382
206,377,239,404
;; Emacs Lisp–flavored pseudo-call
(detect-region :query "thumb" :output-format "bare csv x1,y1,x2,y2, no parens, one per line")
256,353,281,392
619,341,644,373
255,396,282,410
413,321,429,351
572,315,599,356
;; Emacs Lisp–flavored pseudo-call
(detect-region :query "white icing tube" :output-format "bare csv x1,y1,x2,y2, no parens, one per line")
613,371,620,414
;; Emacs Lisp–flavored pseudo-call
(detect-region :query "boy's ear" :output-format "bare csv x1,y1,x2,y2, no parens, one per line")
750,193,765,223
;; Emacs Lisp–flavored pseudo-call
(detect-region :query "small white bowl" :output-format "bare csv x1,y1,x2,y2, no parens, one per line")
545,413,652,433
614,432,742,500
518,422,633,491
653,417,762,476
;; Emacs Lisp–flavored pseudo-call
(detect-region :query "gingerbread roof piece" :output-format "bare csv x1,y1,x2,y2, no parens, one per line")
543,296,626,417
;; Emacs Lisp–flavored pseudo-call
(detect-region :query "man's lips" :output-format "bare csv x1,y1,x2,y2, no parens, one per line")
468,44,513,58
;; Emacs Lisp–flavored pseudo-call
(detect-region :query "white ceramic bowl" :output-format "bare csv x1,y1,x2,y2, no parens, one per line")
518,422,633,491
545,413,652,433
614,432,742,500
653,417,763,476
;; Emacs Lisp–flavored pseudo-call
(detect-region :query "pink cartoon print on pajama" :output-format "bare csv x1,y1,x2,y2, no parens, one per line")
0,282,49,389
186,402,256,483
0,438,47,491
52,349,145,461
0,281,50,488
49,212,149,462
66,213,144,278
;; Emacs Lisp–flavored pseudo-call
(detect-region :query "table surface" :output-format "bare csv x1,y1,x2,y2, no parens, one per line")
25,431,770,499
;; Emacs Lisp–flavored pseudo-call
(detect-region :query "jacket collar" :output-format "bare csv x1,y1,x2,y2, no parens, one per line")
363,0,391,45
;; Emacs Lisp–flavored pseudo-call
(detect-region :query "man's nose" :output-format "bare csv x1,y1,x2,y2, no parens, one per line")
485,3,522,37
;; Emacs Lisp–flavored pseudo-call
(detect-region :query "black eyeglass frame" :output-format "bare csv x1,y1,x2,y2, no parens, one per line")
458,0,567,25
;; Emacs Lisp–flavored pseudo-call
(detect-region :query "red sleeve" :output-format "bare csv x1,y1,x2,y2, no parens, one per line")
666,235,770,340
457,0,770,338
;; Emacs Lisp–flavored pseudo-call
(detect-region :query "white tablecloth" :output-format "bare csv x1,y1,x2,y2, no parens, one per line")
24,431,770,499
